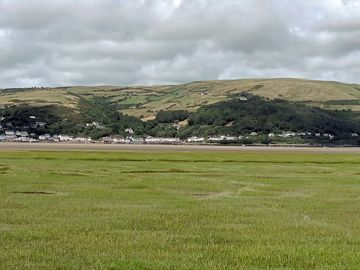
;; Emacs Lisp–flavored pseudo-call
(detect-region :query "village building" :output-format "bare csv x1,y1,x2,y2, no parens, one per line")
59,135,73,141
5,130,15,136
125,128,134,134
187,136,205,143
39,134,51,141
145,137,180,144
208,135,225,142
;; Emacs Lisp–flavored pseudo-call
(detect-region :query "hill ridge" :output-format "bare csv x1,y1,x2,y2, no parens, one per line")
1,78,360,120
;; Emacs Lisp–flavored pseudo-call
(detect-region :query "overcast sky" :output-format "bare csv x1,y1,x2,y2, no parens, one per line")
0,0,359,87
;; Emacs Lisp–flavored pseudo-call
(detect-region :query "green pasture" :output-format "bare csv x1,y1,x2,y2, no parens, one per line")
1,150,360,269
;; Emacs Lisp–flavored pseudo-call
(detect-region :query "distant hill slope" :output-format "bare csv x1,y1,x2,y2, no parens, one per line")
2,91,360,145
184,94,360,138
1,78,360,119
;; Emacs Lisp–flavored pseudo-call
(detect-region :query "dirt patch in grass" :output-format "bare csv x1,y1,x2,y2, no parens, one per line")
11,191,56,195
188,192,211,196
124,169,202,174
0,166,10,174
50,172,89,176
187,191,231,199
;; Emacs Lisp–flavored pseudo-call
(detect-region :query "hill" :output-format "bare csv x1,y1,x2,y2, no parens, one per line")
154,94,360,144
2,79,360,144
1,78,360,120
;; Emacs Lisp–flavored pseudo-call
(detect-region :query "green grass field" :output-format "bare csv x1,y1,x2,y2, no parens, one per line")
1,150,360,269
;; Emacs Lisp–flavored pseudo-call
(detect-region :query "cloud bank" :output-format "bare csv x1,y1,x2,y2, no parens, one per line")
0,0,359,87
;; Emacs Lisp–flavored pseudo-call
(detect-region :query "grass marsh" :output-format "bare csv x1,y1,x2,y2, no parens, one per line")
1,150,360,269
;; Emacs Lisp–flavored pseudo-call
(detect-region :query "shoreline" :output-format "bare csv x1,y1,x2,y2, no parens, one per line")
0,142,360,153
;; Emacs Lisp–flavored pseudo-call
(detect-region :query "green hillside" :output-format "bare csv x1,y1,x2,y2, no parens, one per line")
1,79,360,120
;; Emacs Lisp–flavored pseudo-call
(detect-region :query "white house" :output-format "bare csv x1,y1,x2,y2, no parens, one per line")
187,136,205,143
5,131,14,136
145,137,180,144
19,131,29,137
224,136,237,141
39,134,51,141
74,137,91,143
125,128,134,134
208,135,225,142
59,135,73,141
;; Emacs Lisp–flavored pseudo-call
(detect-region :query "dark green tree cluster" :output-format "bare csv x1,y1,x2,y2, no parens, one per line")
186,94,360,137
0,105,80,135
155,110,189,123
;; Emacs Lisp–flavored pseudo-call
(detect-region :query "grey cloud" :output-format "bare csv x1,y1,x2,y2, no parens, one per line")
0,0,360,87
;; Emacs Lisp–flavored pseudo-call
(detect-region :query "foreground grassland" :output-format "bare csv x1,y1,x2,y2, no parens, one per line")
1,150,360,269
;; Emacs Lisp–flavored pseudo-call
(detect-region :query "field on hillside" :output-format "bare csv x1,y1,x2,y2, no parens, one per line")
1,150,360,269
2,79,360,120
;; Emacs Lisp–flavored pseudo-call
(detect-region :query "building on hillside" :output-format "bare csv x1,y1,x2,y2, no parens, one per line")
86,122,105,129
19,131,29,137
125,128,134,134
35,122,46,127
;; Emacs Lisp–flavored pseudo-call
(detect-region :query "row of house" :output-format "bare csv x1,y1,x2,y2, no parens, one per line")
0,132,92,143
273,131,336,140
0,121,46,130
102,136,181,144
100,131,341,145
188,132,340,143
3,129,360,144
37,134,92,142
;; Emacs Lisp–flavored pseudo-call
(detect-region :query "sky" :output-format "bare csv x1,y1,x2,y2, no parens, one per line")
0,0,360,87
